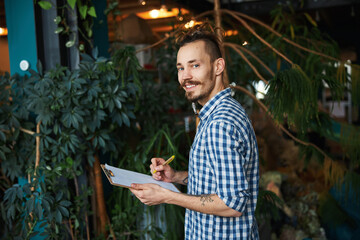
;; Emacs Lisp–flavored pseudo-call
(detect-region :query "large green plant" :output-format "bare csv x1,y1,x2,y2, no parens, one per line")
0,47,140,239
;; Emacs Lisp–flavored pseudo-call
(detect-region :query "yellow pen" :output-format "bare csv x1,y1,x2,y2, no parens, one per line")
153,155,175,174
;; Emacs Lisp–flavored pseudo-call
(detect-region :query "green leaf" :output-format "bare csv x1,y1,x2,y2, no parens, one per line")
26,197,35,213
58,205,69,217
88,6,97,17
7,205,15,220
54,16,61,24
79,5,88,19
114,98,122,109
304,13,317,27
121,112,130,127
42,199,50,213
65,40,75,48
23,184,31,195
55,209,62,223
66,157,73,166
16,187,23,199
0,150,5,161
56,191,63,202
54,27,64,34
36,202,43,219
60,200,72,207
38,1,52,10
98,136,105,148
75,219,79,229
67,0,76,9
87,29,93,38
0,131,7,144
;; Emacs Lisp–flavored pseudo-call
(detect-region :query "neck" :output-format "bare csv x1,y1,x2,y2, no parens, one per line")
198,78,225,106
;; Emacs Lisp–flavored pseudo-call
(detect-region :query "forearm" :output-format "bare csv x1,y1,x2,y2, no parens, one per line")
172,171,188,185
165,191,242,217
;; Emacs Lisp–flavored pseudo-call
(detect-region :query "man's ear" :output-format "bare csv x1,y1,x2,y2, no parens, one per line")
214,58,225,76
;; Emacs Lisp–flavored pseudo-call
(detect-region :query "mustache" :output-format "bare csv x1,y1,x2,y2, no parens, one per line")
181,80,201,88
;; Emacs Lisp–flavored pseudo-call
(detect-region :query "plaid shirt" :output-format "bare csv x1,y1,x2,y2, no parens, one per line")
185,88,259,240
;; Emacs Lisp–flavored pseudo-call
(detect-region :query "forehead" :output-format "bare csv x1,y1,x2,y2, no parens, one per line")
177,40,210,64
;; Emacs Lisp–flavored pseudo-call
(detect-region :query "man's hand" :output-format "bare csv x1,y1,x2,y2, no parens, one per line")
130,183,242,217
129,183,170,206
150,157,176,182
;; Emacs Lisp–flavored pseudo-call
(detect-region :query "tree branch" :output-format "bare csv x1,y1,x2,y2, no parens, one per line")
35,121,41,171
230,85,332,160
227,10,339,62
221,9,294,65
225,42,269,85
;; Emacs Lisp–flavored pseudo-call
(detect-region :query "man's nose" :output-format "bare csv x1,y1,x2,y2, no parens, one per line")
182,68,192,80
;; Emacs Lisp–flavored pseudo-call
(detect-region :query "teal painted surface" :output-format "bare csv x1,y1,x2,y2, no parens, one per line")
92,0,110,58
4,0,38,75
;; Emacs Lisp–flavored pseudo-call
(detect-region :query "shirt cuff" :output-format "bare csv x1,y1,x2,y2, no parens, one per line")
219,192,249,213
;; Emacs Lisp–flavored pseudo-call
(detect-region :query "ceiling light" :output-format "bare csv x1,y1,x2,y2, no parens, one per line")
137,8,189,19
225,30,238,36
0,27,8,36
149,9,159,18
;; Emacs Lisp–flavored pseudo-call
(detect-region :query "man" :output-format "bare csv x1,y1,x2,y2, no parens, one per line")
130,24,259,239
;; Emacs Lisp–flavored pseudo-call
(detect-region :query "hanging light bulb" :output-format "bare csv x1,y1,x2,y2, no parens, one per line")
160,4,167,13
139,0,146,5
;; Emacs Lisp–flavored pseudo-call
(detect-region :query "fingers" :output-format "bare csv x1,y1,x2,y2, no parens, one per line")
150,158,164,171
150,158,166,178
130,183,144,190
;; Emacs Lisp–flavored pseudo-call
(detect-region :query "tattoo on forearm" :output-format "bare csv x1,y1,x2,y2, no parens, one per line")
199,194,214,206
183,177,188,184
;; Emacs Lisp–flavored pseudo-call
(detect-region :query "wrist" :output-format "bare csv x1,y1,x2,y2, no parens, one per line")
172,171,188,185
164,190,181,205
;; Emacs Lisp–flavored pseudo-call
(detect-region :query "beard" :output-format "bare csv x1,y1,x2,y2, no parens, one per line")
182,67,216,103
184,82,215,103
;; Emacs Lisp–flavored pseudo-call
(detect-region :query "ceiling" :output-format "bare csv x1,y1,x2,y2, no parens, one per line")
107,0,360,52
0,0,359,56
0,0,358,29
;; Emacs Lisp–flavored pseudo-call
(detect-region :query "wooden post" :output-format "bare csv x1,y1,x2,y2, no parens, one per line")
93,154,107,235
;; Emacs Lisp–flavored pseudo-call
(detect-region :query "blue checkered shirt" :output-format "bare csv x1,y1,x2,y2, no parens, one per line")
185,88,259,240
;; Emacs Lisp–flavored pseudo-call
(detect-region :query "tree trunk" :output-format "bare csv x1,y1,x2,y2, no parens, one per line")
214,0,229,87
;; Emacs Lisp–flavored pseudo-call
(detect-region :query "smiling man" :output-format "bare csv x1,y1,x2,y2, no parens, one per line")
130,23,259,239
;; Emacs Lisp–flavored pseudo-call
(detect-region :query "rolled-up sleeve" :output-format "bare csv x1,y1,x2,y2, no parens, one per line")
205,120,251,213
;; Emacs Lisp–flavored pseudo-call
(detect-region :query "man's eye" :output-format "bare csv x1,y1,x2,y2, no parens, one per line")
193,64,199,68
177,67,184,71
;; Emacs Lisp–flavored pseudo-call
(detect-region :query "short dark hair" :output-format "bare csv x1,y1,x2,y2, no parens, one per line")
176,23,223,62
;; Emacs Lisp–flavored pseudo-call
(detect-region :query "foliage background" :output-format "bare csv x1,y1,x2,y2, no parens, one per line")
1,0,360,239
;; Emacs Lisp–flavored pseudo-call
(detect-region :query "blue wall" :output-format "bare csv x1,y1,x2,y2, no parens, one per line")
92,0,110,58
5,0,38,75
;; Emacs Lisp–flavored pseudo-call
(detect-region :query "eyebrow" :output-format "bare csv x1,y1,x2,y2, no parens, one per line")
176,59,198,66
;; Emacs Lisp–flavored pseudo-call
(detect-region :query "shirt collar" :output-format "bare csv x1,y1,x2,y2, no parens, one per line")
197,88,231,121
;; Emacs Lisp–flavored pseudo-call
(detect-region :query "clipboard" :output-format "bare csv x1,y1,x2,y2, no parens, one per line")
101,164,180,193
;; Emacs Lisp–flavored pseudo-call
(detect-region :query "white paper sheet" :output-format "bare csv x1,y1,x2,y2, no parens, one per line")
103,164,180,193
